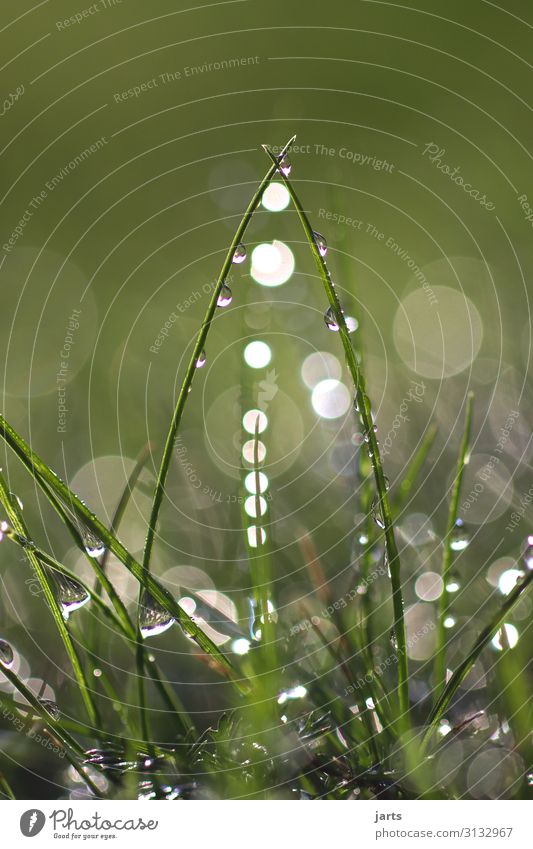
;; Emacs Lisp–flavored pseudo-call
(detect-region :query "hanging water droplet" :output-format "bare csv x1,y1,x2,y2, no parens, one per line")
324,306,339,331
523,535,533,570
0,638,14,667
313,231,328,257
232,243,247,264
278,154,292,176
450,518,469,552
217,283,232,308
195,349,206,368
81,529,105,559
39,699,60,720
53,572,91,617
390,629,398,651
139,589,175,638
446,571,461,593
0,520,11,542
371,495,385,529
345,316,358,333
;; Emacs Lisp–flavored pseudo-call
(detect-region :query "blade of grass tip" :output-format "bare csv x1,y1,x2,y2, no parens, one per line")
32,470,193,731
0,473,99,728
424,564,533,749
141,134,297,576
262,145,409,731
394,422,438,514
433,392,474,705
0,414,246,693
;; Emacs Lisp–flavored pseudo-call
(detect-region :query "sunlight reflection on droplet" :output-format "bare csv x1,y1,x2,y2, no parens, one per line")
301,351,342,389
242,440,266,463
251,241,295,287
415,572,443,602
242,409,268,434
491,623,519,651
261,183,290,212
244,495,267,518
244,471,269,494
498,569,523,596
311,379,351,419
244,341,272,369
247,526,266,547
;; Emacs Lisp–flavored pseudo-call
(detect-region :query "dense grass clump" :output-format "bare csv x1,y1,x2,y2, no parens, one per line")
0,138,531,800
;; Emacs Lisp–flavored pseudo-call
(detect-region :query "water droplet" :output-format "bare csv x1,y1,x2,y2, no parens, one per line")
81,529,105,558
324,306,339,331
446,572,461,593
278,154,291,176
371,495,385,529
139,590,175,638
0,638,14,667
450,518,469,552
195,349,206,368
232,243,247,264
0,520,11,542
390,629,398,651
313,231,328,257
53,572,91,617
523,535,533,570
39,699,60,720
345,316,358,333
217,283,232,308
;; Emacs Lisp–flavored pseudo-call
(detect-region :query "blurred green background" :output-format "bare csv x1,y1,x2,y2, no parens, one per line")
0,0,532,796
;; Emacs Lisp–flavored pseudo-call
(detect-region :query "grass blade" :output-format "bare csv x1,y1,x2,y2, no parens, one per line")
0,413,246,692
262,145,409,730
0,471,99,727
141,135,296,576
433,392,474,703
394,422,438,514
425,564,533,744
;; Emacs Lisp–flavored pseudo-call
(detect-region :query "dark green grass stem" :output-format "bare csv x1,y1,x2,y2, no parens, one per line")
32,468,192,730
0,473,99,728
141,135,296,576
0,661,103,797
425,564,533,747
0,414,246,693
433,392,474,704
394,423,438,514
262,146,409,731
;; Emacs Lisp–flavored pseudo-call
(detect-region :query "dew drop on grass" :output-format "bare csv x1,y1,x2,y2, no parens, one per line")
450,518,469,551
81,529,105,559
139,589,175,638
278,154,291,176
390,629,398,651
217,283,232,308
196,350,206,368
324,307,339,331
39,699,60,720
446,572,461,593
371,495,385,529
313,231,328,257
232,243,247,264
0,638,14,667
53,572,91,617
345,316,358,333
0,520,11,542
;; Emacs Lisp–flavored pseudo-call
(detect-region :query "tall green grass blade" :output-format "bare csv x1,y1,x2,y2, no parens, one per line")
433,392,474,703
394,422,438,514
0,414,246,692
0,471,99,727
262,145,409,731
425,564,533,745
